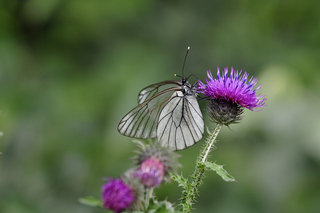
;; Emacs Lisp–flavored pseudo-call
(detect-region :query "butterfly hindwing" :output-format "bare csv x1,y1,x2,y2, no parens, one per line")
157,91,204,150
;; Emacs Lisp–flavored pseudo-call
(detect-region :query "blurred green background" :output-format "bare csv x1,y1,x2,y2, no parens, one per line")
1,0,320,213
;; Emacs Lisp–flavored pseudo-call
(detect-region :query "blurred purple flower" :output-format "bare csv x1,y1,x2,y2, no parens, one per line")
102,178,135,213
198,68,266,111
135,157,165,188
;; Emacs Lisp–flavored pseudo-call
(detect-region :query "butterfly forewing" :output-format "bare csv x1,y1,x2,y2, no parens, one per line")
137,80,182,104
157,91,204,150
118,87,179,139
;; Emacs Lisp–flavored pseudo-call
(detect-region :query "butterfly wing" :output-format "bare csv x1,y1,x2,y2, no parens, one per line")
157,91,204,150
138,80,182,104
118,87,180,139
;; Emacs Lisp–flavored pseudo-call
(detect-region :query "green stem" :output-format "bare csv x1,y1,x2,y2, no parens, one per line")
144,187,153,210
180,123,223,212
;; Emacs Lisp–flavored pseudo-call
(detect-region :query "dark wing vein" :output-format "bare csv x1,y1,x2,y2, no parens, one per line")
185,98,203,136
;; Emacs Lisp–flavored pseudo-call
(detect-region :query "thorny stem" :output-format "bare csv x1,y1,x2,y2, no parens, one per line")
180,123,223,212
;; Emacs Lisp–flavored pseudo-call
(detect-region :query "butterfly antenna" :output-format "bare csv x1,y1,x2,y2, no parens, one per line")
181,46,190,78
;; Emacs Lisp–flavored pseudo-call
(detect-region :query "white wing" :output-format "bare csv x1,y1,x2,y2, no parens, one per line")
118,88,178,139
157,91,204,150
137,80,182,104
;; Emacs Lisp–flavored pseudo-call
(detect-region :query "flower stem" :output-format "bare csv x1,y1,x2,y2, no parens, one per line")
144,187,153,210
180,123,223,212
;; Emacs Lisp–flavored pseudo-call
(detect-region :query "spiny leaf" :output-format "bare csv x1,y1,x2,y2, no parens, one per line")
79,196,103,208
170,173,188,189
203,161,236,182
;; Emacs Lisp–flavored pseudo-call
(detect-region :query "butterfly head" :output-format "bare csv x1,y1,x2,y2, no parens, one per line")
174,73,187,83
182,77,187,85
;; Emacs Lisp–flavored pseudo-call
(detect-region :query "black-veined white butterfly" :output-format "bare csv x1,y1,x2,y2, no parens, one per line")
117,47,204,150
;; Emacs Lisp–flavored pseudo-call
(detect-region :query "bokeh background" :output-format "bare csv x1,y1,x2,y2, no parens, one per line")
1,0,320,213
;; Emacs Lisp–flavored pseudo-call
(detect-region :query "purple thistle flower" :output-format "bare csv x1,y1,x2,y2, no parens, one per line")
133,143,180,185
134,157,165,188
198,68,266,125
102,178,135,213
198,67,266,110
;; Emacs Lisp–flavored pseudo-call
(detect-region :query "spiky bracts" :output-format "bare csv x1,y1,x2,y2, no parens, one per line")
133,142,180,187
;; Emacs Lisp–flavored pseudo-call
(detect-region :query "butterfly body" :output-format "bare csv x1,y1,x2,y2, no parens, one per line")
181,80,196,96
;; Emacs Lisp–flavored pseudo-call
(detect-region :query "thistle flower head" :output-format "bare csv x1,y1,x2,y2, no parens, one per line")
133,141,180,187
198,68,266,125
134,157,165,188
102,178,135,213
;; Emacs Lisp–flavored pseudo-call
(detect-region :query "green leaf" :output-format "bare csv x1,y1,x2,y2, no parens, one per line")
146,198,176,213
170,173,188,189
203,162,236,182
79,196,103,208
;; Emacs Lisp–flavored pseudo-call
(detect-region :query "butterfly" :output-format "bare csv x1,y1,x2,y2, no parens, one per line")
117,47,204,150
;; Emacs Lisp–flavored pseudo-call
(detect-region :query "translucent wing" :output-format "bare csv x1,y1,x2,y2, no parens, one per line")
138,80,182,104
118,87,180,139
157,91,204,151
